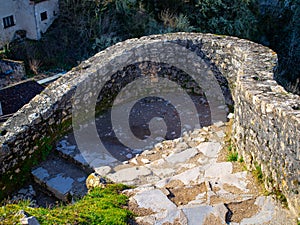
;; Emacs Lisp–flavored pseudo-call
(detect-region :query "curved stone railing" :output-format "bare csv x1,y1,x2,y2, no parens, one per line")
0,33,299,215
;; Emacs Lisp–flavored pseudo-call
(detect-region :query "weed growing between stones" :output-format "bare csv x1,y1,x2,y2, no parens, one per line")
225,121,289,210
0,184,132,225
227,152,238,162
252,162,289,209
253,162,263,182
225,140,241,162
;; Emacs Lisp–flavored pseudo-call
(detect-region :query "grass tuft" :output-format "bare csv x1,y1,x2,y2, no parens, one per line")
227,152,238,162
253,163,263,182
0,184,133,225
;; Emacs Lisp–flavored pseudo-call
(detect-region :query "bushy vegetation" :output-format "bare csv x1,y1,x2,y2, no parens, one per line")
255,0,300,94
2,0,299,93
0,184,132,225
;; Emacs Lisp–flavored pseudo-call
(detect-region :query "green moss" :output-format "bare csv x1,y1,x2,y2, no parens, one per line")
0,184,133,225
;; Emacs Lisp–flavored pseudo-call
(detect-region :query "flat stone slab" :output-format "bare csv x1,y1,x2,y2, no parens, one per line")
219,172,249,192
204,162,233,178
94,166,112,176
181,204,227,225
56,138,119,171
147,167,176,178
238,196,290,225
155,167,203,188
165,147,198,164
107,166,152,183
133,189,184,224
31,155,88,201
56,140,92,173
197,142,221,158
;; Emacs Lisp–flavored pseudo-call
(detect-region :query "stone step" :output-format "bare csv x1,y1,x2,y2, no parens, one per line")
55,140,94,174
31,154,88,202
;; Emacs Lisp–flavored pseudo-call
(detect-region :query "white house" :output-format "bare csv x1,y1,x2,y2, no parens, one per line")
0,0,59,47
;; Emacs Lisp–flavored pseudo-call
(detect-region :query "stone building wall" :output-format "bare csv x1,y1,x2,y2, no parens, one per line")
0,33,299,215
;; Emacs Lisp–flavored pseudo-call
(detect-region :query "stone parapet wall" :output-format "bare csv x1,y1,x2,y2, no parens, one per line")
0,33,299,215
233,44,300,215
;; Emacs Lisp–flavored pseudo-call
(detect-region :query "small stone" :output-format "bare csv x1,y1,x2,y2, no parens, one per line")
160,188,170,196
130,158,138,165
175,142,189,151
95,166,112,176
227,113,234,119
15,210,29,218
154,143,163,151
86,173,107,189
141,158,150,164
162,140,175,149
216,130,225,138
20,216,40,225
28,149,34,154
214,121,225,127
202,127,209,132
142,150,155,156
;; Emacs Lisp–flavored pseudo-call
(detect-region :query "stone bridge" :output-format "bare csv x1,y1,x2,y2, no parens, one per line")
0,33,299,215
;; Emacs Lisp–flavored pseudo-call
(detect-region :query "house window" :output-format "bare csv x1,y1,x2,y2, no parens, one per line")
40,11,47,21
3,15,15,29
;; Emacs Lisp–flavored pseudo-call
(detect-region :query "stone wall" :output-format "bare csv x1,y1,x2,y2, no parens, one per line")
0,33,299,215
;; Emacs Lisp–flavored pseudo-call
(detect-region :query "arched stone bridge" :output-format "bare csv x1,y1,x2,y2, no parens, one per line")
0,33,299,215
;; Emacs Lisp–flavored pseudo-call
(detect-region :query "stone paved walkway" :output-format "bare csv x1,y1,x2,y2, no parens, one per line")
90,121,295,225
14,119,296,224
